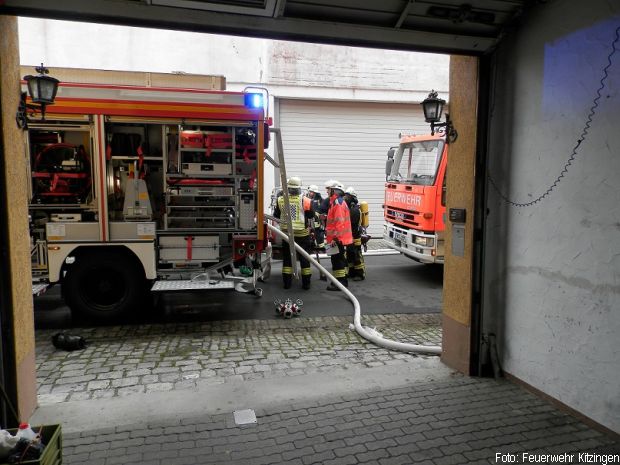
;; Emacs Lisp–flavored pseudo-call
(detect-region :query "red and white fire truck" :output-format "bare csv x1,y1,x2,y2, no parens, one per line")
383,133,447,264
28,78,271,321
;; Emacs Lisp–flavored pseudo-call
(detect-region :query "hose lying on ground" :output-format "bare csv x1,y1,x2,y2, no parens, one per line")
266,223,442,356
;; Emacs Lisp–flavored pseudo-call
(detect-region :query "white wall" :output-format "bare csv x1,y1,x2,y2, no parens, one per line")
18,17,448,104
484,0,620,432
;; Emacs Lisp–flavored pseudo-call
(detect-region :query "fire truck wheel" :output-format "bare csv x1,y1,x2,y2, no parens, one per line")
63,249,146,323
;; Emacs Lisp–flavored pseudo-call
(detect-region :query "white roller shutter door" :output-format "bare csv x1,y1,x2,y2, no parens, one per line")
277,99,429,237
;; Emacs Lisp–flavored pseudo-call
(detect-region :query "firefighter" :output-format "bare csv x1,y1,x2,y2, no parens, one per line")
325,181,353,290
273,176,314,290
306,184,326,251
344,186,365,281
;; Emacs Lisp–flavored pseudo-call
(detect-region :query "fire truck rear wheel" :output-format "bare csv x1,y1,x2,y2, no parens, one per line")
63,249,146,323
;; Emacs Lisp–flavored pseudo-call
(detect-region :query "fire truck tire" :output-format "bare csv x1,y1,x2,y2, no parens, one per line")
63,249,146,323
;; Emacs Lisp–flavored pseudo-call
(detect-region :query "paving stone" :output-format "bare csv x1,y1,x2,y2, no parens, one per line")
35,317,619,465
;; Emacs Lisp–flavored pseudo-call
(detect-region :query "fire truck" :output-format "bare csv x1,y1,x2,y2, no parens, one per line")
28,79,271,322
383,133,447,264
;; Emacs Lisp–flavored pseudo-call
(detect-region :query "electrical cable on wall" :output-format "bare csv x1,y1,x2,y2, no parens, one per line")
488,24,620,208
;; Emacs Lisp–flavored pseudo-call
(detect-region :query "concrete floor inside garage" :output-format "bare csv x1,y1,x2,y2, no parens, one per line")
29,250,620,464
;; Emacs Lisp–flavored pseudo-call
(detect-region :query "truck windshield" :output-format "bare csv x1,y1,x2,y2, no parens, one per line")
389,140,444,186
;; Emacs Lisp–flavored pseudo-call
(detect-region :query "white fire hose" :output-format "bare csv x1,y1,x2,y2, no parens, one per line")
266,223,442,356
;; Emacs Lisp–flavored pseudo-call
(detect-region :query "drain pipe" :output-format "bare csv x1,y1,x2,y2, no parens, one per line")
266,223,441,356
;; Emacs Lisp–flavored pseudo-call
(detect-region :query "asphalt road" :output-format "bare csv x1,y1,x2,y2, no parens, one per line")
34,254,443,328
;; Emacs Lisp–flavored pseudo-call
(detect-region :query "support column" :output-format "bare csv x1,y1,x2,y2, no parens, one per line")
441,55,479,374
0,15,38,421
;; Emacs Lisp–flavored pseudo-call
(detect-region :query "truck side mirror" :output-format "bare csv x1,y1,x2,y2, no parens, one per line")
385,148,395,179
385,158,394,178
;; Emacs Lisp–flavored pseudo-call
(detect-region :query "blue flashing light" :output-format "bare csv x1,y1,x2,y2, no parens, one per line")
245,93,263,109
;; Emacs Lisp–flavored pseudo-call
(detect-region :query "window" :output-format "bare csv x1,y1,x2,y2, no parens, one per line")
390,139,444,186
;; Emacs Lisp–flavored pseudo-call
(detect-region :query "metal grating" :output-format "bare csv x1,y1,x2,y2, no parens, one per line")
32,283,49,296
151,279,235,291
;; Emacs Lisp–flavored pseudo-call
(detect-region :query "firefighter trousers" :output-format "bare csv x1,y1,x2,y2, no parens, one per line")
282,235,312,289
346,238,365,280
330,241,348,288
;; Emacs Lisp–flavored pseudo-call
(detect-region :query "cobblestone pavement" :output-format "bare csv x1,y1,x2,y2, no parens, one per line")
36,314,441,404
61,376,619,465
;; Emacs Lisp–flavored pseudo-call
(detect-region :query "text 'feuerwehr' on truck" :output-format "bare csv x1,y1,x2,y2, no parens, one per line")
383,133,447,264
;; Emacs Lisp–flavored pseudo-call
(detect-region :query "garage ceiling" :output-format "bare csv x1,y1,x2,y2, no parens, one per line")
1,0,530,54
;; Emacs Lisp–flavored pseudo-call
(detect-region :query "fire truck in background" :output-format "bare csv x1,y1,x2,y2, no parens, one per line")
383,133,447,264
28,76,271,322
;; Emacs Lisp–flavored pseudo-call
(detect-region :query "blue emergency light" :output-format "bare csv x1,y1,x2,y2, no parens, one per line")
244,93,263,109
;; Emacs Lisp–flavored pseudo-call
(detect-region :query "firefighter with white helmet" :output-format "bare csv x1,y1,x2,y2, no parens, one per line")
273,176,314,290
324,180,353,290
344,186,365,281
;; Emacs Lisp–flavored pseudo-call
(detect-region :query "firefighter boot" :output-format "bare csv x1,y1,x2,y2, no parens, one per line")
302,274,311,290
283,274,292,289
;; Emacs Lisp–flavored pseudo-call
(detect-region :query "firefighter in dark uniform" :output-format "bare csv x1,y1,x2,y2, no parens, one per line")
306,184,326,251
344,186,365,281
325,181,353,290
273,176,314,290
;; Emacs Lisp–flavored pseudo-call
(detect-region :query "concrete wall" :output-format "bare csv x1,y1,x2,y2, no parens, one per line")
17,17,448,104
484,0,620,432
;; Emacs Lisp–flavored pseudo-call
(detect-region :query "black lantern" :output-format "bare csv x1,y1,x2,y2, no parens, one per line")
16,63,60,129
421,90,457,143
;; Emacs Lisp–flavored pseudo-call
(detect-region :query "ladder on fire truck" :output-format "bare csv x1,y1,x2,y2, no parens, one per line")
264,127,298,278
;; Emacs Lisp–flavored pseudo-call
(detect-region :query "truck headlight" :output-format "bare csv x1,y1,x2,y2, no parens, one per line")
415,236,434,247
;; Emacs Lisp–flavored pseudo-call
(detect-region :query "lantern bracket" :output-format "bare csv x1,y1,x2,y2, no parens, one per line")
16,63,59,130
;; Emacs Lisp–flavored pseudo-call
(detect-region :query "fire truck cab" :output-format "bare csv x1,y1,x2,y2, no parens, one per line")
383,133,447,264
28,82,270,321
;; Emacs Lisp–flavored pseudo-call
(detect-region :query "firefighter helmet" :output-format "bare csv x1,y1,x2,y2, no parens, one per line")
287,176,302,188
307,184,320,194
324,179,338,188
332,181,345,192
345,186,357,198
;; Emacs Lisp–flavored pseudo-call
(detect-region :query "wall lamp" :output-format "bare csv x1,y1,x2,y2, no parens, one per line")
421,90,457,143
16,63,60,129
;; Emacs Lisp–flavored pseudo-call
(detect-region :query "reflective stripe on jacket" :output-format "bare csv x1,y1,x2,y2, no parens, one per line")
326,194,353,245
277,194,311,236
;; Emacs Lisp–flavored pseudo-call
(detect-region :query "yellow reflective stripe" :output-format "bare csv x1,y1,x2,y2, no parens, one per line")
282,266,293,274
354,264,365,270
301,268,312,276
333,269,346,278
354,239,361,246
278,195,306,232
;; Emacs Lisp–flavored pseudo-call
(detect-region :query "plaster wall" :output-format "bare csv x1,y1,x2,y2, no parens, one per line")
484,0,620,431
17,17,448,105
0,15,37,421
